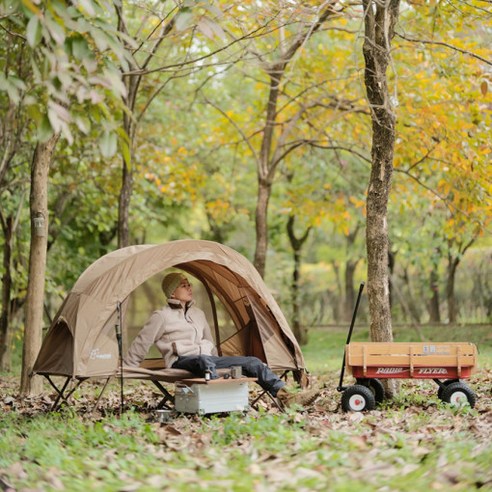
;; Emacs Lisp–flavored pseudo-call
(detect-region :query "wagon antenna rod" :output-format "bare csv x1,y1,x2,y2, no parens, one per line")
115,301,124,415
337,282,365,392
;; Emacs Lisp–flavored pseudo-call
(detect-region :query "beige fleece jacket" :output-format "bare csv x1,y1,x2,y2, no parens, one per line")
124,301,217,368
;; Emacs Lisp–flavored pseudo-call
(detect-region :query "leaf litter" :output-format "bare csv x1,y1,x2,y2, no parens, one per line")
1,369,491,491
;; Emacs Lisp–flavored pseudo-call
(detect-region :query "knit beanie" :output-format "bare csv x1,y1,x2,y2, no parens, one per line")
161,272,187,299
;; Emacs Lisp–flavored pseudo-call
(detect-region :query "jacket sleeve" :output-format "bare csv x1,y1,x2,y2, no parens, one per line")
200,313,218,356
124,311,164,367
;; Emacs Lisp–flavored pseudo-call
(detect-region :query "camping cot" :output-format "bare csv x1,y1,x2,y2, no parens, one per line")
32,239,307,411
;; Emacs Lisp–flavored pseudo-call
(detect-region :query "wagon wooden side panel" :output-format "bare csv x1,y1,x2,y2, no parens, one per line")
345,342,477,380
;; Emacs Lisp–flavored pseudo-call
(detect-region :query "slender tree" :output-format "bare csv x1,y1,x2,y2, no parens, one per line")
362,0,400,349
253,4,338,276
113,3,176,248
0,213,14,370
200,3,341,277
286,215,312,345
20,135,58,393
112,1,252,248
0,1,130,393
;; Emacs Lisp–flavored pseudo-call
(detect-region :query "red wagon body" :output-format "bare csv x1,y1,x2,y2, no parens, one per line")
339,342,478,412
346,342,477,380
337,284,478,412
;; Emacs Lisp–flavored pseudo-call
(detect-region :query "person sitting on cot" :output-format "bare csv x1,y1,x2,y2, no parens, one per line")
124,272,319,407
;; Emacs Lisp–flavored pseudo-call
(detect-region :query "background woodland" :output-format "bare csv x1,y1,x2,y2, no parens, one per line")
0,1,491,377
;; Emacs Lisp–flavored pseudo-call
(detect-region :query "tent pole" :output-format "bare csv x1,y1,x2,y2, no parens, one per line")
48,376,70,410
115,301,124,415
194,272,222,356
91,376,112,414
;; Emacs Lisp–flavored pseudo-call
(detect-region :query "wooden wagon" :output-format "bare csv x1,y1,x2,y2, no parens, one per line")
340,341,478,412
337,283,478,412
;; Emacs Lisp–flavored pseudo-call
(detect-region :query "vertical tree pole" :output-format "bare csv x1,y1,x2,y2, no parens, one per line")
0,215,13,371
252,5,337,277
287,215,312,345
114,6,176,249
20,134,59,395
362,1,400,351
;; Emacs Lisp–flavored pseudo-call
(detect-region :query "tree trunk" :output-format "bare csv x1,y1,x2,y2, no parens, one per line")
445,238,474,323
253,53,281,278
331,261,343,323
388,248,396,308
287,215,311,345
446,257,459,323
20,134,59,395
253,179,272,277
343,260,357,322
0,215,13,371
117,85,137,249
291,247,305,344
428,267,441,322
118,159,132,249
402,268,421,324
363,0,400,397
252,7,336,276
114,8,176,250
391,273,424,340
363,0,399,340
343,225,361,322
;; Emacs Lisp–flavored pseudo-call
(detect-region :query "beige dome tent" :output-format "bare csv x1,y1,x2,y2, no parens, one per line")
33,240,307,404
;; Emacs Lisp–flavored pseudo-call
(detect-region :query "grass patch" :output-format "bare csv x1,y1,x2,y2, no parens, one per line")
2,407,490,491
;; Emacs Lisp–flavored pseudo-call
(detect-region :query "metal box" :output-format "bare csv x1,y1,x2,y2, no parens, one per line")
174,379,252,415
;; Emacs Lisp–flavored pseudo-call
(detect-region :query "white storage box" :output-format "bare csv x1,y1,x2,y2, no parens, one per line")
174,378,255,415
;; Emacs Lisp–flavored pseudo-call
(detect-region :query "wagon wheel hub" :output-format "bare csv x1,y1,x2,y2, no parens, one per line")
349,395,366,411
450,391,467,406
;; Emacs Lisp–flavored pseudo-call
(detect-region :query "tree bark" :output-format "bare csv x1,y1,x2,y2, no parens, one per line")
343,225,361,322
331,261,343,323
446,258,459,323
363,0,400,341
388,248,396,308
118,158,133,248
0,215,13,371
445,238,475,323
362,0,400,396
428,267,441,322
287,215,311,345
343,260,358,322
20,134,59,395
117,68,138,248
115,7,176,249
401,267,421,324
252,5,336,276
254,179,272,276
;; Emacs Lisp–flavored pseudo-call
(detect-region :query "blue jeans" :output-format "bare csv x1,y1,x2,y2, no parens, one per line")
171,355,285,396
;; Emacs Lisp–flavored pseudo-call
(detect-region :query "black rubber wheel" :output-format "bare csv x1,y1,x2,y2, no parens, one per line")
341,385,376,412
437,379,459,400
441,381,476,408
356,378,385,403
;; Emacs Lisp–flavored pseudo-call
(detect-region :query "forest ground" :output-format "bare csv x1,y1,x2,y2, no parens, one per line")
1,325,491,491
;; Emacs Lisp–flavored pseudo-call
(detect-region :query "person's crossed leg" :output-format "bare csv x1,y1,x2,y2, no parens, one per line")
172,354,319,407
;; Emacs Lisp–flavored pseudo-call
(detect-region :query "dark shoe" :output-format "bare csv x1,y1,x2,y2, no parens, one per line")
277,387,320,408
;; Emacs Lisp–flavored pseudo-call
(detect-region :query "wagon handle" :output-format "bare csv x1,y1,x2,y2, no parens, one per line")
337,282,365,392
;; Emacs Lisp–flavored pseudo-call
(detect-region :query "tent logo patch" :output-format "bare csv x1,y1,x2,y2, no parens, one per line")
90,349,112,360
